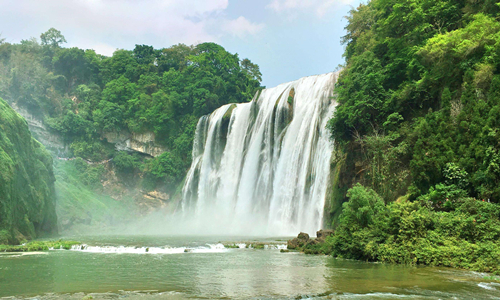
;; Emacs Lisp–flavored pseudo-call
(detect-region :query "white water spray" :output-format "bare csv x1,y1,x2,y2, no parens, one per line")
181,72,339,236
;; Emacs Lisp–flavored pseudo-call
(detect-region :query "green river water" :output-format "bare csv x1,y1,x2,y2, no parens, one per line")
0,236,499,299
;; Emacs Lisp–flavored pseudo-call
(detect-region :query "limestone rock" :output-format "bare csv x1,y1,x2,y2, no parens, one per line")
287,232,310,250
103,130,167,157
144,190,170,202
9,102,68,155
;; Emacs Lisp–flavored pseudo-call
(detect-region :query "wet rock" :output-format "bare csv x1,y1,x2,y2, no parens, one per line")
298,232,310,240
305,238,321,246
287,232,310,250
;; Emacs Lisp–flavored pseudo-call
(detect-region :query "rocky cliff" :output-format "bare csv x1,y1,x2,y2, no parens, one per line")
8,102,67,156
103,130,167,157
0,98,57,244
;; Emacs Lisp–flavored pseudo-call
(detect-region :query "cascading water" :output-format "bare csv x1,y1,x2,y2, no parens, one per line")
181,72,339,236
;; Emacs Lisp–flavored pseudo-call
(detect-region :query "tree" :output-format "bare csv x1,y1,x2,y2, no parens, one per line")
133,44,156,65
157,44,194,72
40,28,67,47
53,47,99,91
241,58,262,82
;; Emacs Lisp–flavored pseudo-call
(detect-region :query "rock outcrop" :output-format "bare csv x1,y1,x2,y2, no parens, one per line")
8,102,67,156
287,230,335,253
103,130,167,157
287,232,310,250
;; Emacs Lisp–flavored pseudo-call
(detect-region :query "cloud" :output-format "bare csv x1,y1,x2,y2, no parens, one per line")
266,0,355,17
222,16,265,38
0,0,262,55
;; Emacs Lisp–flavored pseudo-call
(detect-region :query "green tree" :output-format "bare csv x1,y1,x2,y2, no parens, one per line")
40,28,67,47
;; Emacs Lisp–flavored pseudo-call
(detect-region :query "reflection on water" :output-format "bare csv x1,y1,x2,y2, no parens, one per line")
0,236,499,299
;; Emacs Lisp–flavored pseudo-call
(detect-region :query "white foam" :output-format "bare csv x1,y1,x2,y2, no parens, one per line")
338,293,422,299
70,243,228,254
478,282,499,290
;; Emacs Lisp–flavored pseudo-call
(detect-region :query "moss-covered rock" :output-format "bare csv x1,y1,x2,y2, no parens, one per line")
0,98,57,244
287,232,310,250
287,87,295,106
220,103,237,141
222,104,237,124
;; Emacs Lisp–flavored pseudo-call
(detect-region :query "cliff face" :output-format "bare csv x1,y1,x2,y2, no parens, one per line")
8,102,67,156
103,130,167,157
0,98,57,244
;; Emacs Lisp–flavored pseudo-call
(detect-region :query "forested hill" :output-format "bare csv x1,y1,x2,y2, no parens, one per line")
0,97,57,244
328,0,500,210
0,30,262,195
316,0,500,274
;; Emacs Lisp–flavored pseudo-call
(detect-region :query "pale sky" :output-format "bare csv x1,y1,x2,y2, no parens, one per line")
0,0,363,87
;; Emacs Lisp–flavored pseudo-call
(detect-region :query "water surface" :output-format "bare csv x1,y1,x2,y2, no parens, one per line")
1,235,498,299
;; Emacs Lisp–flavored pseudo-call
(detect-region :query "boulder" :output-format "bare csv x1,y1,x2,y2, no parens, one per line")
298,232,310,240
287,232,310,250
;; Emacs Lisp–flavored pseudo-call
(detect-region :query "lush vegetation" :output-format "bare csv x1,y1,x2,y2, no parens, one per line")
0,240,81,252
328,0,500,206
54,158,138,232
306,185,500,274
0,30,262,192
0,97,57,244
321,0,500,273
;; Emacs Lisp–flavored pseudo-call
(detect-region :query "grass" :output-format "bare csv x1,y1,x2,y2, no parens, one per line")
54,159,137,232
483,276,500,281
0,240,81,252
251,243,265,249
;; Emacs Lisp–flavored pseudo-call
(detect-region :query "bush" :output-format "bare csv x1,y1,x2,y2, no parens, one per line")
0,240,81,251
144,152,183,188
70,141,111,162
113,151,140,174
324,185,500,274
69,158,106,187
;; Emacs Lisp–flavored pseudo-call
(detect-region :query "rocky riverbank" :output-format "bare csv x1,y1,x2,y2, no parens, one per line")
287,230,334,254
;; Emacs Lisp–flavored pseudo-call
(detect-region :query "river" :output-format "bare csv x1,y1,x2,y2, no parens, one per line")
1,235,499,299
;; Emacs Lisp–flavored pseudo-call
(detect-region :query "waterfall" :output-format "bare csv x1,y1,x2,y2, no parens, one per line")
181,72,339,236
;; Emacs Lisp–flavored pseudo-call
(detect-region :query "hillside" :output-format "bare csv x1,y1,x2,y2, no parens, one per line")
0,97,57,244
0,32,262,230
315,0,500,274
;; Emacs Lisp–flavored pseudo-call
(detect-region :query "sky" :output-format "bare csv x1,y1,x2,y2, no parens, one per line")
0,0,363,87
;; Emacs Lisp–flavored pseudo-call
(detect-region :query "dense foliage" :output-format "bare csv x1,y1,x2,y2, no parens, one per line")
328,0,500,207
0,97,57,244
322,0,500,273
314,185,500,274
301,185,500,274
0,32,262,191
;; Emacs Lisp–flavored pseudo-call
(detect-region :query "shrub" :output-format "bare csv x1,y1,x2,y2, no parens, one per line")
324,185,500,275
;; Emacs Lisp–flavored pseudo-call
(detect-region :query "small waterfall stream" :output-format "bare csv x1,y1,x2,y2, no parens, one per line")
181,72,339,236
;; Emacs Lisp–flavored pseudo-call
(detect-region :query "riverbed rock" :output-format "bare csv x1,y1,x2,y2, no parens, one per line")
287,232,310,250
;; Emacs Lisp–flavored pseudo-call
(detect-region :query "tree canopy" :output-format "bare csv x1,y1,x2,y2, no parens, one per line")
0,31,262,192
328,0,500,207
